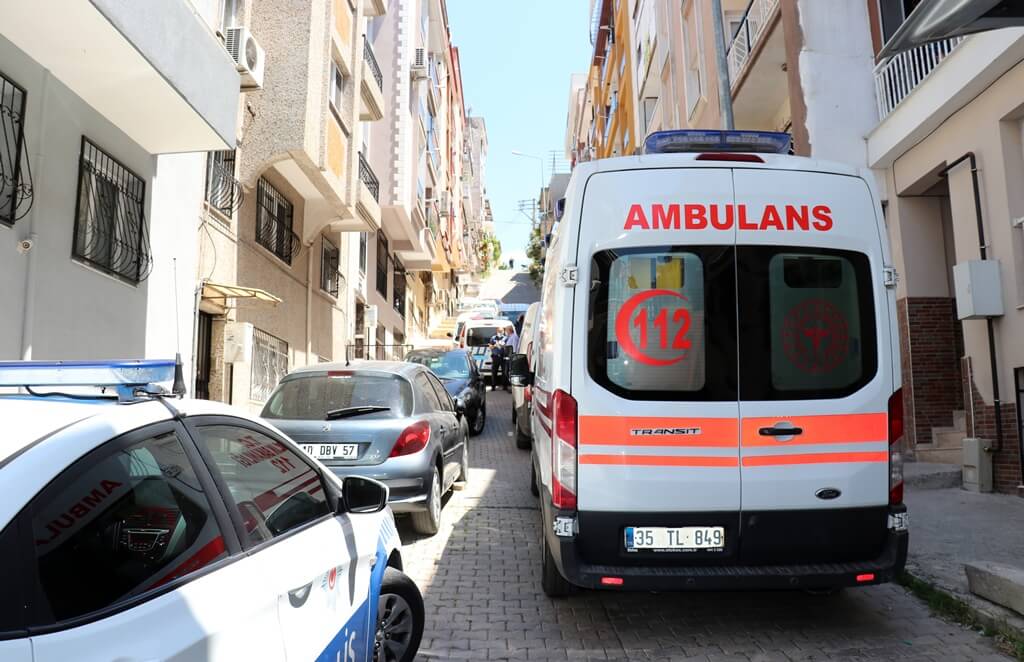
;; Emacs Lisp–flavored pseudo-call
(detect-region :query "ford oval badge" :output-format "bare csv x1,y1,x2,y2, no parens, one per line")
815,487,841,500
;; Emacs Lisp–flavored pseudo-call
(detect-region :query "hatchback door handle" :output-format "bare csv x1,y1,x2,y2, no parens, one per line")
758,425,803,437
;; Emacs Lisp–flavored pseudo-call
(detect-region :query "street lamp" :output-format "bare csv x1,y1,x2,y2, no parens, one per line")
511,150,546,190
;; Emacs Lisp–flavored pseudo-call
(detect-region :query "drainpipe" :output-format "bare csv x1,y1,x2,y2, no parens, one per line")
19,70,52,361
938,152,1004,456
306,240,314,364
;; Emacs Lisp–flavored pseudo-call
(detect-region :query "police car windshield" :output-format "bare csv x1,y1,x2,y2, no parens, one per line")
262,372,412,420
407,351,470,379
466,327,499,347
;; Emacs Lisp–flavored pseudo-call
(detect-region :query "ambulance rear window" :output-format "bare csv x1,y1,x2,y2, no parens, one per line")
587,246,737,401
737,247,877,399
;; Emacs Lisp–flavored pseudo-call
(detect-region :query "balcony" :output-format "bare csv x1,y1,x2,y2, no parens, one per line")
726,0,786,131
0,0,237,153
360,40,385,121
874,36,965,119
356,151,382,232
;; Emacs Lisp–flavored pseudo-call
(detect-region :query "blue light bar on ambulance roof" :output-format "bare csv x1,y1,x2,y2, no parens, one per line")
643,130,792,155
0,359,176,388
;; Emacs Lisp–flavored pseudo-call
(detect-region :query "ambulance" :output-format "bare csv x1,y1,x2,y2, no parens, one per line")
510,130,909,597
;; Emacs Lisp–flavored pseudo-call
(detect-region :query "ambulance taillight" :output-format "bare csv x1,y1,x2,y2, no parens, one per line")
551,389,578,511
888,390,905,505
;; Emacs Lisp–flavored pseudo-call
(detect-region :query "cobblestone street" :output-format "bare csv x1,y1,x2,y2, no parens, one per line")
397,391,1011,661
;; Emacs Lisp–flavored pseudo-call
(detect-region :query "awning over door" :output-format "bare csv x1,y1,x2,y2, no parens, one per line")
201,283,282,305
879,0,1024,59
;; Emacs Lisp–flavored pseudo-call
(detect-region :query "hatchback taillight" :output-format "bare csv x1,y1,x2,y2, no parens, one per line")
551,389,577,511
888,390,904,505
390,420,431,458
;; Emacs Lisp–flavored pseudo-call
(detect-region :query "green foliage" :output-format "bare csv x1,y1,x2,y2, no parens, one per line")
478,232,502,278
526,224,545,287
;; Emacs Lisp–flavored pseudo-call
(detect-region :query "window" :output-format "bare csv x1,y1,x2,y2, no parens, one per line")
393,259,407,316
415,373,443,411
737,247,877,400
73,138,152,284
255,177,297,264
407,351,471,379
330,60,347,122
321,235,340,297
376,232,389,297
425,373,454,412
0,519,24,633
682,2,704,118
359,232,368,274
194,425,330,546
27,427,226,624
1,71,31,226
250,327,289,403
263,371,413,420
205,149,241,217
588,246,737,401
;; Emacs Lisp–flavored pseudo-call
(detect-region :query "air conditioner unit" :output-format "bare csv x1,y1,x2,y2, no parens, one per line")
223,321,254,363
225,27,266,90
411,48,428,80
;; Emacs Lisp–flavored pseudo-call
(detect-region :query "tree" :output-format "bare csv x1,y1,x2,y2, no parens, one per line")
478,232,501,278
526,224,545,287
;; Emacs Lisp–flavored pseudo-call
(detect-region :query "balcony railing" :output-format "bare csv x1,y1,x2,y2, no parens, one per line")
874,36,966,119
364,40,383,91
359,151,380,202
726,0,781,84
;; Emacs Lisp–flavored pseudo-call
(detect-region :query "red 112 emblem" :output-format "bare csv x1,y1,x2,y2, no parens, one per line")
614,289,693,366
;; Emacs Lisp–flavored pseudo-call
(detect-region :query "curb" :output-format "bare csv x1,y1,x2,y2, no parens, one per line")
901,569,1024,660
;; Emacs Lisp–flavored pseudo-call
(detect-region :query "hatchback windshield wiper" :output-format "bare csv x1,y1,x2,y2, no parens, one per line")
325,405,391,420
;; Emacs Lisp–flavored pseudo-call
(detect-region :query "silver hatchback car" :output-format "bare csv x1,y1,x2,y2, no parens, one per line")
261,361,470,536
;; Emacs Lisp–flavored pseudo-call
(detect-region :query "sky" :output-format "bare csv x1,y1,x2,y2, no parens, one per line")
446,0,592,265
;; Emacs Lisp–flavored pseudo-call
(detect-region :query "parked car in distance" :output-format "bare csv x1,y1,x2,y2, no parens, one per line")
0,359,423,662
511,302,540,449
406,348,488,436
262,361,470,536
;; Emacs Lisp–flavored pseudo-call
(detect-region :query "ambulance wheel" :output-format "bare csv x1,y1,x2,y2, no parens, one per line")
375,567,425,662
411,468,441,536
541,531,573,598
530,459,539,498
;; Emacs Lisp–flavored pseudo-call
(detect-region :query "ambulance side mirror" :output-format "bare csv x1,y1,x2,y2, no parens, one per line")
509,353,532,387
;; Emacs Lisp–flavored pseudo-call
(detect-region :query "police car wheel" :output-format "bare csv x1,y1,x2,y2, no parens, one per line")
374,567,424,662
411,468,442,536
541,529,573,598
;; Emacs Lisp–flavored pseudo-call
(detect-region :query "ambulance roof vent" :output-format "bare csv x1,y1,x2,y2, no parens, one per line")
642,130,792,155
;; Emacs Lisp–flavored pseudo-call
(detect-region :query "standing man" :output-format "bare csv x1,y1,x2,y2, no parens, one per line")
488,327,507,391
503,324,520,393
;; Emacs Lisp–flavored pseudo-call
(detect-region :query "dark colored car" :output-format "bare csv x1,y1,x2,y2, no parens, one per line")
261,361,470,536
406,348,487,436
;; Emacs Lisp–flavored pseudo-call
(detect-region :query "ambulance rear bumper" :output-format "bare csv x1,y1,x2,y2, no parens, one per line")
547,506,909,592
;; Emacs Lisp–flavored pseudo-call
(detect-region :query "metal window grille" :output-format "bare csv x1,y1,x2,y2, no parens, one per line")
72,137,153,283
256,177,300,264
1,70,33,225
205,149,243,216
321,235,341,297
376,232,389,296
250,327,289,402
359,152,380,202
358,232,367,274
393,259,406,317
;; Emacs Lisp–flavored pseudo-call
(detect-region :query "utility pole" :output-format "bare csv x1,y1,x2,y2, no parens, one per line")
711,0,735,130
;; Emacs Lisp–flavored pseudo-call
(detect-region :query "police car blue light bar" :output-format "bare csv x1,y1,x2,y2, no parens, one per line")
643,130,792,155
0,359,177,388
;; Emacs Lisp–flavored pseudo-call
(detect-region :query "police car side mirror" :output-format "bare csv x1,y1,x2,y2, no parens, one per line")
341,476,389,515
508,353,532,387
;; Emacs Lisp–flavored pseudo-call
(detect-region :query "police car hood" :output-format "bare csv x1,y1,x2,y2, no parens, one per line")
0,397,109,465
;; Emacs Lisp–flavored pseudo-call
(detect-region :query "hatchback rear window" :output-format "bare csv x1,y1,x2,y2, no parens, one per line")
588,246,737,401
261,372,412,420
737,247,877,399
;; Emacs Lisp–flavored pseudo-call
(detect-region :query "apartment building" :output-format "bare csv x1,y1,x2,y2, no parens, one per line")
194,0,387,410
364,0,470,350
0,2,239,381
867,11,1024,493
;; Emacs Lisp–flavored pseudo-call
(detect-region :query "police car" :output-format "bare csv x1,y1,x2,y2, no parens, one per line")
510,130,909,596
0,360,423,661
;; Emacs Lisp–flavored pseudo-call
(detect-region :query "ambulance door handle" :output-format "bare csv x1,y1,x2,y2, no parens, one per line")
758,425,803,437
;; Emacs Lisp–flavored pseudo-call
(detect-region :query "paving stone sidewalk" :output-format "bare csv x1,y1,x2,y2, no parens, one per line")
397,391,1013,661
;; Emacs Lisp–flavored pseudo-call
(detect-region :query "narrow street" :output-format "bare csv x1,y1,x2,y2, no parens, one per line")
398,391,1011,662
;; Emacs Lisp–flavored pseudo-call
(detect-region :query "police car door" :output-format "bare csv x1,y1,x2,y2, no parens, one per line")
572,166,742,560
188,420,381,662
733,169,892,561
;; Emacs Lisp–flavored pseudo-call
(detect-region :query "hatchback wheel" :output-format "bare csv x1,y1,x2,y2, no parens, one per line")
459,435,470,484
374,567,424,662
411,467,441,535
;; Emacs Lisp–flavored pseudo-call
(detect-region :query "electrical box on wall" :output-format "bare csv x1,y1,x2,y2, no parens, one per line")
953,260,1004,320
